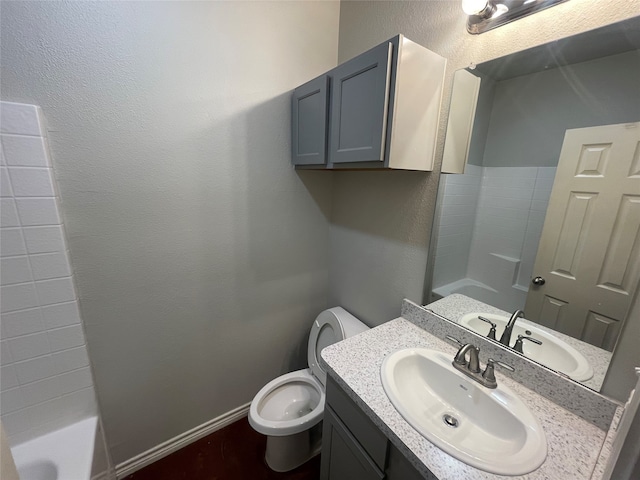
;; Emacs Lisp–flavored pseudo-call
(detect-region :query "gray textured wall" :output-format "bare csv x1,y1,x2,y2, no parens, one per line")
331,1,640,326
467,73,495,167
482,50,640,167
0,1,339,464
3,0,639,468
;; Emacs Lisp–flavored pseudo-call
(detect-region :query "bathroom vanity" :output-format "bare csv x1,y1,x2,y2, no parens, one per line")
321,376,423,480
319,300,621,479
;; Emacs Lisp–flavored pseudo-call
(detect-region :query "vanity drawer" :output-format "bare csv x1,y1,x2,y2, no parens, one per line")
326,376,388,470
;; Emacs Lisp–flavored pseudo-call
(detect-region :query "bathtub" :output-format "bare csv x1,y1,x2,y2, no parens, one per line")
432,278,499,305
11,416,98,480
432,277,528,313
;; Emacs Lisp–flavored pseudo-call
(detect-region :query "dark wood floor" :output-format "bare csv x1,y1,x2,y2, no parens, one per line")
124,417,321,480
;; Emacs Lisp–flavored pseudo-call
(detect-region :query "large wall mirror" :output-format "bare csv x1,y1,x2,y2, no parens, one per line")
429,16,640,394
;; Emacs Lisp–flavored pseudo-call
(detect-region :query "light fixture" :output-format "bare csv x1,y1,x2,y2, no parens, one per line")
464,0,569,34
461,0,494,16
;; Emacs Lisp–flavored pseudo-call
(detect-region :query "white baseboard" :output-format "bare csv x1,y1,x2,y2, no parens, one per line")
115,403,251,479
91,471,113,480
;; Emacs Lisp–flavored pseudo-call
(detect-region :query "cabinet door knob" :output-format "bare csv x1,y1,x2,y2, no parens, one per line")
532,276,546,286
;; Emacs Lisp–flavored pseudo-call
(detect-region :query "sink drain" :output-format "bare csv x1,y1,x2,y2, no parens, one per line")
442,414,459,428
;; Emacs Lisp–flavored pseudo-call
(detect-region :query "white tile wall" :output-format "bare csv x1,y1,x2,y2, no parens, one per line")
434,165,557,311
467,167,536,296
0,101,96,444
0,103,43,136
16,198,61,226
1,167,13,196
23,225,65,254
9,167,55,197
1,135,50,167
1,199,20,227
433,164,482,288
0,228,27,256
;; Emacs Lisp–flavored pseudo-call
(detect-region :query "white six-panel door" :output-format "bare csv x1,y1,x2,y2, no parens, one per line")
525,122,640,351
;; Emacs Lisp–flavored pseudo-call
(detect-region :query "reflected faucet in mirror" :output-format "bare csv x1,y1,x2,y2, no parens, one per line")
514,335,543,354
478,310,545,354
499,309,525,347
477,316,497,339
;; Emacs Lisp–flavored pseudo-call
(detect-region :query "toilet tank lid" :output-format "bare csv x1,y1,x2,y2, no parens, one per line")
308,307,368,387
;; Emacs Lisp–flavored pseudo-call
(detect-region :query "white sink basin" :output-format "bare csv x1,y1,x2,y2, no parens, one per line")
459,312,593,382
381,348,547,475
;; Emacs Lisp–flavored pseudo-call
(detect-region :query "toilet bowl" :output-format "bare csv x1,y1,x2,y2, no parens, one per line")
248,307,368,472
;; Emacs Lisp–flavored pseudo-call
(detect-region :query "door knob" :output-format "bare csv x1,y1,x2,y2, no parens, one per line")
532,276,546,286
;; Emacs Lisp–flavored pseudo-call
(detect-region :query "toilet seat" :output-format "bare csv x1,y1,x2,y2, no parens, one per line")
249,368,324,436
307,310,345,387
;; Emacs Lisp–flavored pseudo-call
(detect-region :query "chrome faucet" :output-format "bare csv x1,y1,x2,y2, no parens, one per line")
499,309,525,347
513,334,543,353
451,343,514,388
453,344,481,373
477,316,497,340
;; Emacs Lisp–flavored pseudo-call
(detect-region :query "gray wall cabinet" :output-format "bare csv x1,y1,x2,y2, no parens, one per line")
329,42,392,165
320,377,430,480
291,75,330,166
291,35,446,171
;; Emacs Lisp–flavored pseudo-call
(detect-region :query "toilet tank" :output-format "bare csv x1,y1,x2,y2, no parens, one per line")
308,307,369,386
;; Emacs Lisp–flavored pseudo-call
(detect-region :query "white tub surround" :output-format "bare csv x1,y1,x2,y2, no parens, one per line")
428,294,612,391
11,416,97,480
320,317,610,479
0,101,99,445
431,278,498,303
433,166,558,313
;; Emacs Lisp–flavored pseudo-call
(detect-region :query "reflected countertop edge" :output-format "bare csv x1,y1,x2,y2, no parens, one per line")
426,293,613,391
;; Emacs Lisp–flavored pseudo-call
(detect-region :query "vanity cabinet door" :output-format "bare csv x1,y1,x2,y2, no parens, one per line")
386,444,430,480
320,406,386,480
328,42,392,164
291,75,330,166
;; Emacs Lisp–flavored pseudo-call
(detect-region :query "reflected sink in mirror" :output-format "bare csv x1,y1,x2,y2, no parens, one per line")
459,312,594,382
381,348,547,475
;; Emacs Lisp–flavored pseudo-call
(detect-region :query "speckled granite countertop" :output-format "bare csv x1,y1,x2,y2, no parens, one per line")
321,318,607,480
428,294,612,391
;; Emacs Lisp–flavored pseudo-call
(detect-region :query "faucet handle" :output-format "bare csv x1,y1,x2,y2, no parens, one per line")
513,334,543,353
491,359,515,372
445,335,463,346
477,316,497,340
482,358,514,389
482,359,498,387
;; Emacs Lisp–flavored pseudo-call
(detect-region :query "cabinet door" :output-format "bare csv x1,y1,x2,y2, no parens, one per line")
386,444,431,480
320,407,386,480
291,75,329,165
329,42,392,164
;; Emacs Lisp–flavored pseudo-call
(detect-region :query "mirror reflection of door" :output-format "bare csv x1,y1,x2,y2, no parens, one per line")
525,122,640,351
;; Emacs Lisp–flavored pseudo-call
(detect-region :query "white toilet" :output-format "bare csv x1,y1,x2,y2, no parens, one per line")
248,307,369,472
